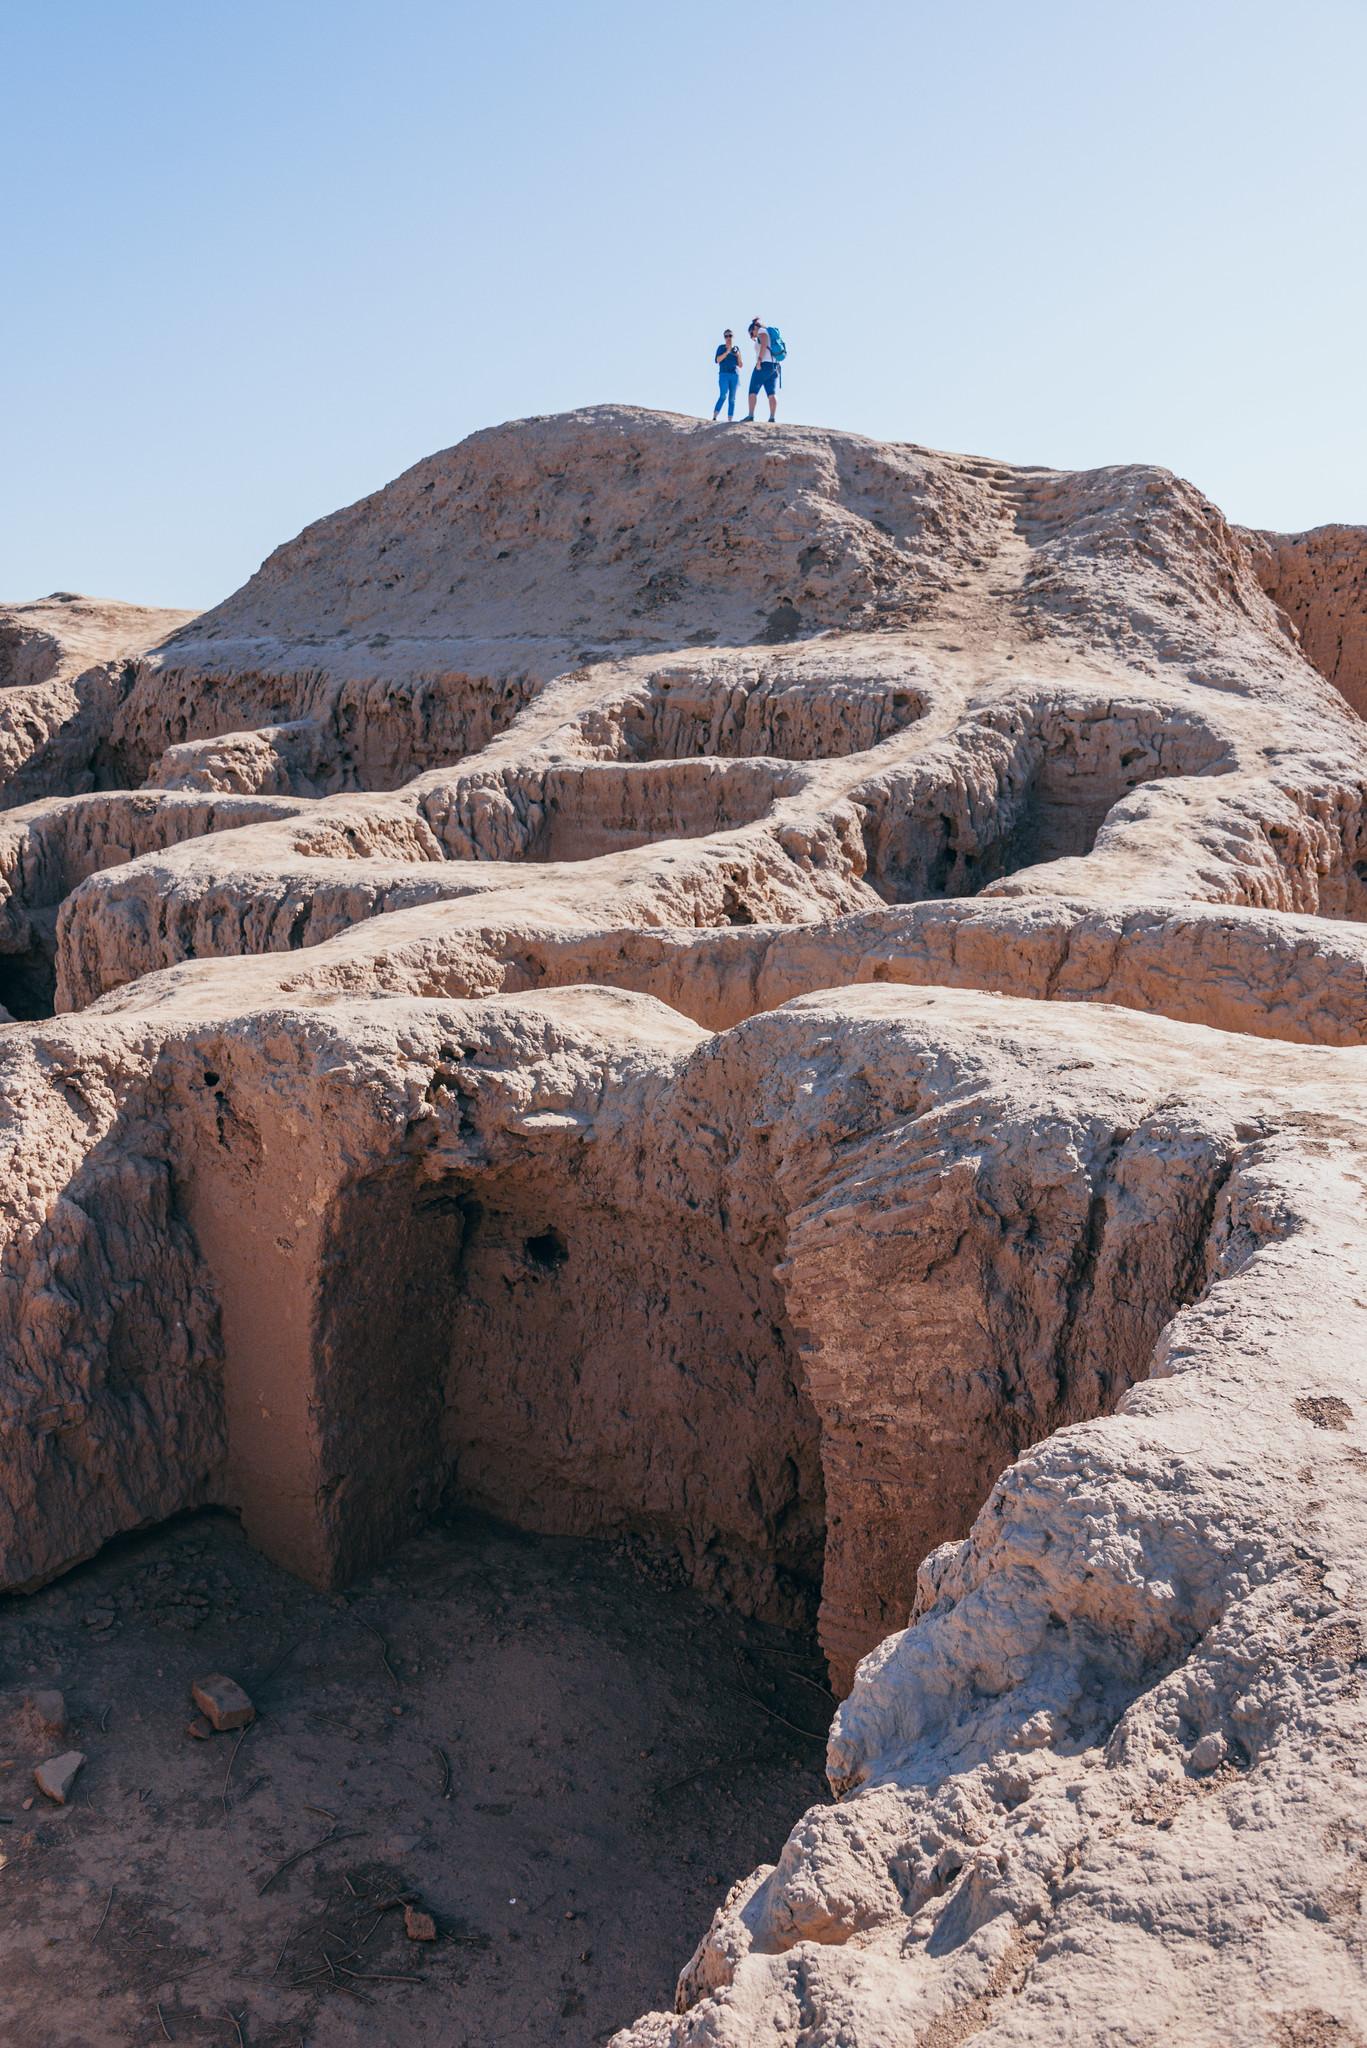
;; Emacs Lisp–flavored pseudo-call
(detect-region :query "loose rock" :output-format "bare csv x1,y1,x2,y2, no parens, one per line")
33,1752,85,1804
404,1904,437,1942
1190,1732,1228,1774
190,1675,255,1732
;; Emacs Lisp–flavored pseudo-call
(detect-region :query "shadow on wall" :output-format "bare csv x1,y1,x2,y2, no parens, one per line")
0,919,57,1019
304,1151,826,1629
441,1178,826,1621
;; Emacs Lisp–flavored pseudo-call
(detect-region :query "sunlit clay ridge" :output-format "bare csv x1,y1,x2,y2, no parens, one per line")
3,406,1367,2046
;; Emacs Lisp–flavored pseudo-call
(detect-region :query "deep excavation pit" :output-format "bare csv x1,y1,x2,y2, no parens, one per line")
167,994,1246,1699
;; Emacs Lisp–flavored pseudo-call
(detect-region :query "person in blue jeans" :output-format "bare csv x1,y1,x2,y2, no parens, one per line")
713,330,741,421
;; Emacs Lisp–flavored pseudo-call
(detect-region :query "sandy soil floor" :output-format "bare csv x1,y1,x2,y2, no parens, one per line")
0,1509,830,2046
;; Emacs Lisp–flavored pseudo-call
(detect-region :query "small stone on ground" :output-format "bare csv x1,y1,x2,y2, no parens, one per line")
191,1674,255,1731
405,1904,438,1942
34,1751,86,1803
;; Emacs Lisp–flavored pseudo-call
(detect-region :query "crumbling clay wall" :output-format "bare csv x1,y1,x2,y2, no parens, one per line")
5,410,1367,2048
1244,523,1367,719
0,1027,225,1589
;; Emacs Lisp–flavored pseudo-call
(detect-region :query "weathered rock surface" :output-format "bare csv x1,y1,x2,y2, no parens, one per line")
0,593,198,811
33,1750,85,1803
190,1673,255,1731
2,407,1366,2043
1245,521,1367,718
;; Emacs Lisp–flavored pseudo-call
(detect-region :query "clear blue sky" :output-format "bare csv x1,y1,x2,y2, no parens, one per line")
5,0,1365,609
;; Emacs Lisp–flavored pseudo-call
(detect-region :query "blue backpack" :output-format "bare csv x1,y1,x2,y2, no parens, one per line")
766,325,788,362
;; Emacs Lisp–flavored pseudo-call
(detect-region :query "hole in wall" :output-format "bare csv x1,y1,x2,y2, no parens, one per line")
0,935,57,1020
523,1227,568,1273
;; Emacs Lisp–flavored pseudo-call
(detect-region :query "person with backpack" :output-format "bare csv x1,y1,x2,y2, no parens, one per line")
742,317,786,422
712,330,742,421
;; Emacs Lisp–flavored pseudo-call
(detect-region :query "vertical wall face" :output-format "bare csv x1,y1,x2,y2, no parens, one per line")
780,1103,1235,1691
1245,525,1367,720
181,1084,470,1589
172,1009,1239,1695
177,1076,339,1584
0,1133,227,1589
439,1164,826,1622
0,1024,231,1594
310,1171,468,1583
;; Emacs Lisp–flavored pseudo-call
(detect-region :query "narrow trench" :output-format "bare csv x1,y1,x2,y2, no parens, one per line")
858,740,1228,904
614,676,926,763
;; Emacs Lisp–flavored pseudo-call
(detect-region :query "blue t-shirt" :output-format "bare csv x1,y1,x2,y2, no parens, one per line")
715,343,741,373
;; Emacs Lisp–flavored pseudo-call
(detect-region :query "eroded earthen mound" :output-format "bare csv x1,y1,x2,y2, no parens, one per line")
3,408,1366,2046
